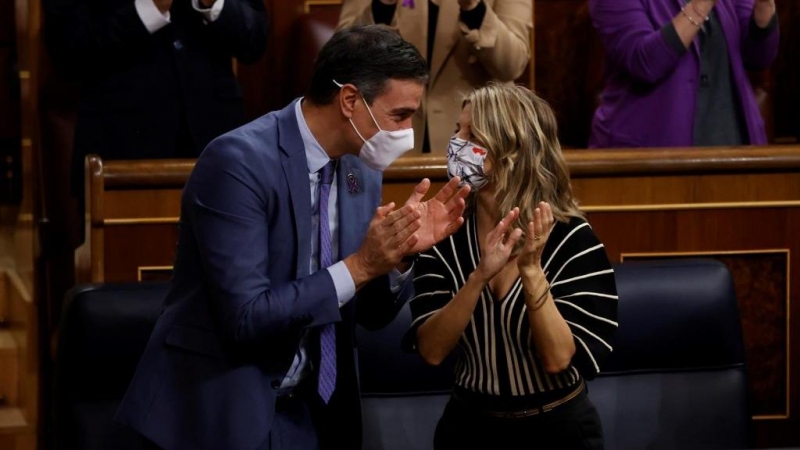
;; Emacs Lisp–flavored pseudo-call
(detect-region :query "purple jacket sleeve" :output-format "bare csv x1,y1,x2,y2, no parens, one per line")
735,0,779,70
589,0,685,85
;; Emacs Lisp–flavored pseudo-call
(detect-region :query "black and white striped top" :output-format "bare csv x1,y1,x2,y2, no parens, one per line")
405,213,618,397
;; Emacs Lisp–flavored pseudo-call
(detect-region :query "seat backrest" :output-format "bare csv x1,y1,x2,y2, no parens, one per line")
54,259,749,450
589,259,750,450
357,304,455,450
55,283,169,450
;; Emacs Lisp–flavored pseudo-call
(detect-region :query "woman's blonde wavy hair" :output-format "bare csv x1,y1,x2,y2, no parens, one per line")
464,82,584,231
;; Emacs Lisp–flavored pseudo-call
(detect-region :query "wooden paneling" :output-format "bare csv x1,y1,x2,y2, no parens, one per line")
773,0,800,143
0,433,35,450
719,253,788,418
103,225,179,283
9,0,39,442
103,191,182,221
0,0,22,203
534,0,602,148
0,329,18,406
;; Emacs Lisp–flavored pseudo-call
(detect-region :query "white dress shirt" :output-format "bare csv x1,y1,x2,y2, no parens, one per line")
279,99,411,388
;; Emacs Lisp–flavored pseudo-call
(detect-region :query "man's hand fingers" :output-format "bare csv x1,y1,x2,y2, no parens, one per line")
433,177,462,203
376,202,396,220
405,178,431,206
393,217,422,246
384,204,419,228
400,234,420,256
446,186,470,210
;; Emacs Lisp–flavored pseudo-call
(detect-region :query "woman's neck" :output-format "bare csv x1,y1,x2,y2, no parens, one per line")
475,188,500,227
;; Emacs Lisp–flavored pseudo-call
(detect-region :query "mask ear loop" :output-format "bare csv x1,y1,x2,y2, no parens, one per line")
333,79,383,132
360,96,383,132
332,79,368,144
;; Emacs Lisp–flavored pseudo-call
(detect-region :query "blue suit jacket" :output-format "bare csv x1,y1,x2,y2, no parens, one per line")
116,100,414,450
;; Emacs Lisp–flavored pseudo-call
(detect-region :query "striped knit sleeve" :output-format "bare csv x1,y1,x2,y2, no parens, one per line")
543,219,618,379
401,249,455,352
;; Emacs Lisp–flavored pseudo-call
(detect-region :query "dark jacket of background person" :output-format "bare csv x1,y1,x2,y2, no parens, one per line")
43,0,268,192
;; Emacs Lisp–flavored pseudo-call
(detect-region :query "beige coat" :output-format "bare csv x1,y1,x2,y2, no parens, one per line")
338,0,532,155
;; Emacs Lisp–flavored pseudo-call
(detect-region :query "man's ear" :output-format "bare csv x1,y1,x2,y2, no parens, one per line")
338,84,360,119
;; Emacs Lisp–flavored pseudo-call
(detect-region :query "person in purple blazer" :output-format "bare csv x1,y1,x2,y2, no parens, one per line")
588,0,779,148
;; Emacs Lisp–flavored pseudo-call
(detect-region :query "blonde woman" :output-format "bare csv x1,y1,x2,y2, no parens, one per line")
404,83,618,449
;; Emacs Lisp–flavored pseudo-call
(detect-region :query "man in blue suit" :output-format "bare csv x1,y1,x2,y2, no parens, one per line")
116,25,469,450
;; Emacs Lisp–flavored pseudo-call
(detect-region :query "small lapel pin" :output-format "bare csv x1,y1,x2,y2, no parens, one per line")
347,173,361,194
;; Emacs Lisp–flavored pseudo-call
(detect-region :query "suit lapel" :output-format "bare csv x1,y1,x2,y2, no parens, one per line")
429,0,461,86
396,0,428,61
278,100,313,279
336,156,370,258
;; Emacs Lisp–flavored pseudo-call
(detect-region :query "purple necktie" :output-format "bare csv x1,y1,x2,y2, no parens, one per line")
317,161,337,404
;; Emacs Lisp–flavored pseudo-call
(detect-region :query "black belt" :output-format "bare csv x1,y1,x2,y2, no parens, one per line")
453,380,586,419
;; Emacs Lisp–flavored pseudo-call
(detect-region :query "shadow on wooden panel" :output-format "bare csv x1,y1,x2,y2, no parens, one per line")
535,0,604,148
772,0,800,143
103,224,180,283
138,266,174,283
284,8,339,105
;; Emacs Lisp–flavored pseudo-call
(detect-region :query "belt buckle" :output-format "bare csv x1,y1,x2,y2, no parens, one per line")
502,407,542,419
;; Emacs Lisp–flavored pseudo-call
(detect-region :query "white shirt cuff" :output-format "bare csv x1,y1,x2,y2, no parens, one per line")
192,0,225,23
328,261,357,308
389,264,412,294
135,0,171,34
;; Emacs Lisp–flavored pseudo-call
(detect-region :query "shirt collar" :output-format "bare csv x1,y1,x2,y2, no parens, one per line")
294,98,332,174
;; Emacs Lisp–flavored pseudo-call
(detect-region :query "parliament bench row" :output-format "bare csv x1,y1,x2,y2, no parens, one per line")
54,258,749,450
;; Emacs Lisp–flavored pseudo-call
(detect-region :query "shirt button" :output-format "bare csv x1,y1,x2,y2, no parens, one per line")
173,39,183,50
700,74,709,84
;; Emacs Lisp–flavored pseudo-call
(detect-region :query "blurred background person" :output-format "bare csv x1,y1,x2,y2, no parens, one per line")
43,0,269,202
589,0,778,148
338,0,532,154
404,83,618,449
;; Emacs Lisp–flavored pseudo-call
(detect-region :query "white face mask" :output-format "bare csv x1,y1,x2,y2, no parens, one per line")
334,80,415,172
447,135,488,191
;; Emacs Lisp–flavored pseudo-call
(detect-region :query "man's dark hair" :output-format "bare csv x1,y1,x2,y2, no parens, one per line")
306,25,428,105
